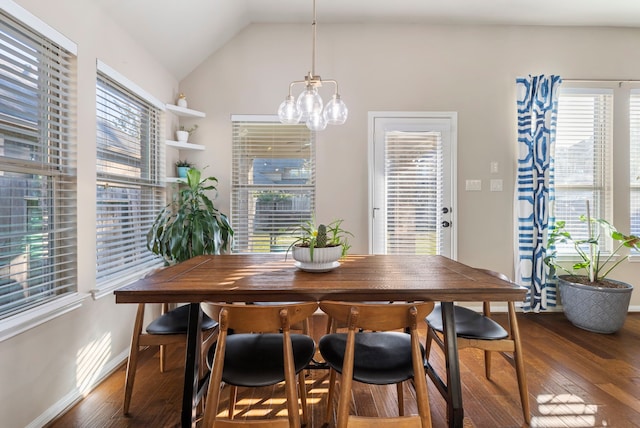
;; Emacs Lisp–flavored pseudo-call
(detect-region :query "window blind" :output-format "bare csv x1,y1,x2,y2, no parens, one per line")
95,74,164,287
384,130,443,255
0,11,77,319
231,118,315,253
630,91,640,238
555,88,613,251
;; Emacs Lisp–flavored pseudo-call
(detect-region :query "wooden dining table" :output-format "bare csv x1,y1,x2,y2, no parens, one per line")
114,254,527,428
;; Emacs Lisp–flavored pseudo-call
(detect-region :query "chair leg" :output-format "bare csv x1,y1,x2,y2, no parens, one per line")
396,382,404,416
325,369,337,424
228,385,238,419
123,304,145,414
484,350,492,380
425,327,439,359
298,371,309,425
159,344,167,372
509,302,531,425
159,303,169,372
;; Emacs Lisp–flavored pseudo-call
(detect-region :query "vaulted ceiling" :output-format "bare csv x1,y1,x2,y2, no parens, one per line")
89,0,640,80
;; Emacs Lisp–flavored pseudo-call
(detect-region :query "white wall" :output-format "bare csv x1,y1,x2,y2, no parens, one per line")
180,22,640,304
0,1,178,427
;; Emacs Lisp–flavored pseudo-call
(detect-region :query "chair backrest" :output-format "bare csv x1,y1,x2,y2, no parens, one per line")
320,301,434,332
203,302,318,333
477,268,510,283
201,302,318,428
320,301,434,428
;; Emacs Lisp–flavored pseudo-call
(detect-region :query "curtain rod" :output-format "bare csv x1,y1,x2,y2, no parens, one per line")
563,78,640,83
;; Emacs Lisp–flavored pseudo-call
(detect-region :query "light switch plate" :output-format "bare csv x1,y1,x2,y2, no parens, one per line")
490,179,503,192
465,179,482,191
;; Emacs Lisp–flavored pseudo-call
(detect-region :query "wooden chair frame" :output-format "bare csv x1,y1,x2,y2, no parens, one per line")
123,303,217,414
425,270,530,425
202,302,318,428
320,301,434,428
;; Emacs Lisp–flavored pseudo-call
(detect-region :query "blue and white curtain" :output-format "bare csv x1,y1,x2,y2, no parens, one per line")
515,74,562,312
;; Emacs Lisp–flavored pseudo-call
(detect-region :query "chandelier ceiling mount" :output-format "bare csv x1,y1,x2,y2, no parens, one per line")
277,0,348,131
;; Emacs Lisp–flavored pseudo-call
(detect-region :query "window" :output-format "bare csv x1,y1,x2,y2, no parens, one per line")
96,64,164,290
231,116,315,253
630,91,640,238
554,88,613,252
0,9,77,320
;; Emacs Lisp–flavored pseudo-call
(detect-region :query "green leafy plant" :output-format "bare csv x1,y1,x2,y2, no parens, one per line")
175,159,193,167
147,168,233,264
286,219,353,261
544,215,639,285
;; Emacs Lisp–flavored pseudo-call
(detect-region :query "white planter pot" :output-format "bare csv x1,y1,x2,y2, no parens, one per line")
558,275,633,334
292,245,343,272
176,130,189,142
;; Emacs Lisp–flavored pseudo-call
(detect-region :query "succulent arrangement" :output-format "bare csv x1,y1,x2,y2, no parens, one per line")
179,124,198,135
287,219,352,261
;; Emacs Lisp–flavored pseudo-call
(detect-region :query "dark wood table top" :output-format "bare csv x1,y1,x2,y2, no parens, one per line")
114,254,526,304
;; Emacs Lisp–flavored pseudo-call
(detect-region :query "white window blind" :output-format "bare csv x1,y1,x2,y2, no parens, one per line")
231,117,315,253
95,73,164,287
0,10,77,319
384,131,443,254
630,91,640,239
555,88,613,252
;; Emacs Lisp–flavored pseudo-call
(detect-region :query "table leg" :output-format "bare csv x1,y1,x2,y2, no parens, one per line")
181,303,202,428
441,302,464,427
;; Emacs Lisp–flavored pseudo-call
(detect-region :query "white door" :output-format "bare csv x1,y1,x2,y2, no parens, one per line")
369,113,456,258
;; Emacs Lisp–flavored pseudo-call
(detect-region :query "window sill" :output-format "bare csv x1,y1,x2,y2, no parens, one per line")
92,265,162,300
0,293,86,342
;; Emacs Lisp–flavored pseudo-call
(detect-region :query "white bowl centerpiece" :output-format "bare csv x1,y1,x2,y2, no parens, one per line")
287,219,353,272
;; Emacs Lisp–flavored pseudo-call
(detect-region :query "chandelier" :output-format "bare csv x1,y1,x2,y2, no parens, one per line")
277,0,348,131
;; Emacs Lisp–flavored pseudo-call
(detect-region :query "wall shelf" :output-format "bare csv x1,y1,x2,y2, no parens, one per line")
165,103,206,182
166,140,205,151
165,104,206,118
165,177,187,183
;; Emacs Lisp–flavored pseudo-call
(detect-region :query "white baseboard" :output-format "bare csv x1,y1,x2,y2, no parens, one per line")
459,303,640,313
26,348,129,428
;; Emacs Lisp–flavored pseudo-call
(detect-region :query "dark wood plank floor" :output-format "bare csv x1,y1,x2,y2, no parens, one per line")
46,312,640,428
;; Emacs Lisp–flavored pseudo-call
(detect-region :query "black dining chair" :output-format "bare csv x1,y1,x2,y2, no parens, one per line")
201,301,318,428
424,269,530,425
123,303,218,414
318,301,435,428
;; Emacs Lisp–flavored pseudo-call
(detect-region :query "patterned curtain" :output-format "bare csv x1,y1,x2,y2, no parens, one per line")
515,74,562,312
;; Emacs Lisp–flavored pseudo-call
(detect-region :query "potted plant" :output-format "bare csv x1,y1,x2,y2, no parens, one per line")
544,212,639,333
175,159,193,178
287,219,353,272
147,168,233,264
176,124,198,142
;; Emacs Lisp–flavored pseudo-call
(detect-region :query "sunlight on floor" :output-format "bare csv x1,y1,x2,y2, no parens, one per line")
531,394,601,427
75,332,111,396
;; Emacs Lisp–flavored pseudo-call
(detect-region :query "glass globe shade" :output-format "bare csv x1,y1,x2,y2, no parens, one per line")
296,86,323,121
306,112,328,131
278,95,302,124
323,94,348,125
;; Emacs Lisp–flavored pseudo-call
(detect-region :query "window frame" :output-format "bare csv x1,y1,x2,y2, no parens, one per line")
0,2,80,341
554,81,640,261
94,61,165,297
230,115,316,254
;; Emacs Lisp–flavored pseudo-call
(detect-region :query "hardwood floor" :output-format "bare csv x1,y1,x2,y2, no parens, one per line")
46,312,640,428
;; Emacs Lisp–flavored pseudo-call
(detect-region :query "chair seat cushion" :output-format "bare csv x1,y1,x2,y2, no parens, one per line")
426,304,508,340
319,332,424,385
146,304,217,335
207,333,315,387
